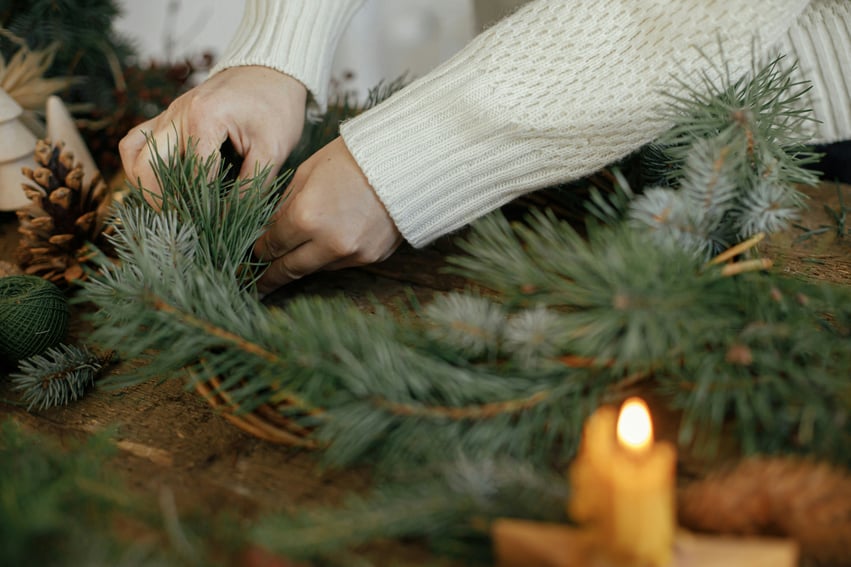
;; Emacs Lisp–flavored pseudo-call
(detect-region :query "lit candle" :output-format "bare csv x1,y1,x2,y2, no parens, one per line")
569,397,676,566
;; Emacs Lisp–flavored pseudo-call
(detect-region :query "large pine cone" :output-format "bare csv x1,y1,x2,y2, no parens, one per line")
678,457,851,566
16,139,114,285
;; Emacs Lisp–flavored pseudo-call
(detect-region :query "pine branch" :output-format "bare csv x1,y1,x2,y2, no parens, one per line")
251,459,568,562
78,57,851,478
11,344,116,410
449,211,851,464
0,419,248,565
0,420,149,565
624,55,819,256
657,277,851,459
657,54,820,188
81,149,851,470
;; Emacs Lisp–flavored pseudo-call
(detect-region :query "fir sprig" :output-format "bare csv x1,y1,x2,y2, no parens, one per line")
0,419,246,565
594,56,822,257
656,54,820,188
251,459,568,563
81,161,851,470
11,344,115,410
82,151,611,469
0,420,150,566
77,58,851,477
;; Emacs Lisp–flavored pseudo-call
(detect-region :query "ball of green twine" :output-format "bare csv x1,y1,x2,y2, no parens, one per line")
0,275,69,361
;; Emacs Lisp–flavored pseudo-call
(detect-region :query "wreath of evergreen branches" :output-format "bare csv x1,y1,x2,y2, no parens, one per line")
77,56,851,477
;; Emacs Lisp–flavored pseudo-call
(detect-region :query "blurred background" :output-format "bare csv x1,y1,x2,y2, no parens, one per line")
0,0,529,184
114,0,482,99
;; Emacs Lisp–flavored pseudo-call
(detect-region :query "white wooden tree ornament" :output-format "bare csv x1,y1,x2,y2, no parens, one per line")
0,88,37,211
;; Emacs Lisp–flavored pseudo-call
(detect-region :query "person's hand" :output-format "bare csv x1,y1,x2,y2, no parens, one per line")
254,137,403,294
119,66,307,199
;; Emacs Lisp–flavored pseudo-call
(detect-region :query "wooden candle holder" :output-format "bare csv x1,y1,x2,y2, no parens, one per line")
492,520,797,567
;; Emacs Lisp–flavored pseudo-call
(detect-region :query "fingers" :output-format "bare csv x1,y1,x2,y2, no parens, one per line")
252,137,404,296
256,241,339,293
120,122,172,206
240,148,283,189
253,193,310,262
118,118,151,169
119,67,310,209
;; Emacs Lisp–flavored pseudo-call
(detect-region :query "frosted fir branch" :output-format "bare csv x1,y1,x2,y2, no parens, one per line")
679,134,739,222
423,292,507,359
735,178,800,238
143,135,283,286
658,54,820,188
628,186,712,256
11,345,116,410
625,53,821,258
585,167,636,226
503,306,567,370
251,458,568,562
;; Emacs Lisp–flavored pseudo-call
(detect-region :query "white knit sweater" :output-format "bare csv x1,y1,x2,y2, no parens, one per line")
212,0,850,247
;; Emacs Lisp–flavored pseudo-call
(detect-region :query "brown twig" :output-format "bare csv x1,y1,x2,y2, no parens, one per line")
708,233,766,265
374,390,551,420
147,295,316,414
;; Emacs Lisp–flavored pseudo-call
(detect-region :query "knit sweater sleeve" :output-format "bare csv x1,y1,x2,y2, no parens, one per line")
780,0,851,145
208,0,365,110
339,0,825,248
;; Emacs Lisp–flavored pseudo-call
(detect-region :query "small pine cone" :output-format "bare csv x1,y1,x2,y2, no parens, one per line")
16,139,114,285
678,457,851,566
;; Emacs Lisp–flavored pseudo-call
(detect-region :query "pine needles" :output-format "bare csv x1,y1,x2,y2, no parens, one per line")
0,420,140,566
252,459,568,563
612,56,822,257
77,56,851,474
64,50,851,565
11,344,115,410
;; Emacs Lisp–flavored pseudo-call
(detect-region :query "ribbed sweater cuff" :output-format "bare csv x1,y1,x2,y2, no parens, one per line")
340,54,618,248
209,0,364,110
340,0,814,247
781,0,851,144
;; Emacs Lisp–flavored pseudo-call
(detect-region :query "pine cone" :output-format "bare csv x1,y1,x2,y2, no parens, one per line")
16,139,114,285
678,457,851,566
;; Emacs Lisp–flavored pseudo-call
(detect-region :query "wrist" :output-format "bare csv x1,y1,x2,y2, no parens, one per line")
209,0,366,111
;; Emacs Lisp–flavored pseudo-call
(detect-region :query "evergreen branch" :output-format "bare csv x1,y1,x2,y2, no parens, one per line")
77,59,851,476
147,295,282,367
373,390,551,420
0,420,148,565
251,459,568,562
657,54,820,188
657,276,851,461
585,168,635,225
624,55,819,256
143,293,318,415
10,344,116,410
254,482,472,561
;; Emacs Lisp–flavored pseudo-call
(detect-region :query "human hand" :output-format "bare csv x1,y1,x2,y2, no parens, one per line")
119,66,307,200
254,137,403,294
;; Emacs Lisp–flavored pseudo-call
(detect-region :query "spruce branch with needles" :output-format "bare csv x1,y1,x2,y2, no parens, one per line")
11,344,116,411
76,59,850,477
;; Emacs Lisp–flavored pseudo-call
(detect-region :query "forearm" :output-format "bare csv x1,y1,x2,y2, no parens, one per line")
341,0,819,247
209,0,365,109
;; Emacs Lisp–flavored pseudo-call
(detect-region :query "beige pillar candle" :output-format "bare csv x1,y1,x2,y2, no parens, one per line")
569,398,676,566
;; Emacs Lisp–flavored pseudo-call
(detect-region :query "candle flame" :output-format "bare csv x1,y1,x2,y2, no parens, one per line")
616,397,653,452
